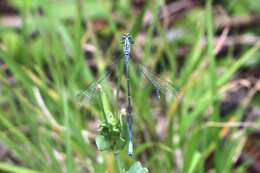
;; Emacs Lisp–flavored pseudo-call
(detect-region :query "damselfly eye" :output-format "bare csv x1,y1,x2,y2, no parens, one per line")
122,33,127,39
121,37,126,44
122,33,130,38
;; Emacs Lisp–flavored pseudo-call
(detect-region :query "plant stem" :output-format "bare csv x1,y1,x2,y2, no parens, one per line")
114,153,124,173
63,89,74,173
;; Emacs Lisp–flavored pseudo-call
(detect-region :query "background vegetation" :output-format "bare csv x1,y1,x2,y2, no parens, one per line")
0,0,259,172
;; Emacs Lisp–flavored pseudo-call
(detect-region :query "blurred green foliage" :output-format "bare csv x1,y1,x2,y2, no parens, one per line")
0,0,259,173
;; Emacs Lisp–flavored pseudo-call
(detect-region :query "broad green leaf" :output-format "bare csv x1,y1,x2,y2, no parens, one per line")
95,134,111,151
126,162,148,173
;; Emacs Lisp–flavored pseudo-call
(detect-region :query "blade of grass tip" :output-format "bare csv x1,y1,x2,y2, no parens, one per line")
180,29,204,86
130,0,150,38
206,0,218,119
76,0,85,26
74,0,94,81
143,1,160,63
85,20,105,73
21,0,29,40
0,162,40,173
63,88,74,173
217,44,260,87
187,152,202,173
107,3,117,36
155,18,177,80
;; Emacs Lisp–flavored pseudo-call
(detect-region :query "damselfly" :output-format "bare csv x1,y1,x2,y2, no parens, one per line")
76,33,180,156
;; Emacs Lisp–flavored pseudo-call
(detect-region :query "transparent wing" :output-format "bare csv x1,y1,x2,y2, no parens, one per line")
75,71,112,106
138,64,181,100
76,55,124,106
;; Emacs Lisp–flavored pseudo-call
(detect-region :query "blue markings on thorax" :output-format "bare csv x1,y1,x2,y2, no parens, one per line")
123,38,131,58
122,33,133,58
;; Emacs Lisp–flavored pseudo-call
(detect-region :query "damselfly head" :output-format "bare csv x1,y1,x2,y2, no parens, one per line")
122,32,130,38
121,33,134,44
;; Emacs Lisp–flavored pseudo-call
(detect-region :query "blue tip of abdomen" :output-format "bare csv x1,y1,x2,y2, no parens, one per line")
128,141,133,156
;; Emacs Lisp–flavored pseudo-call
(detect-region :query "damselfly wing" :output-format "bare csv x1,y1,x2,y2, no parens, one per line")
138,64,181,101
75,71,112,106
75,56,123,106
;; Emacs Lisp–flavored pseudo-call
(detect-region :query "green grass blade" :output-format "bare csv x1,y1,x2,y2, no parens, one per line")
0,163,39,173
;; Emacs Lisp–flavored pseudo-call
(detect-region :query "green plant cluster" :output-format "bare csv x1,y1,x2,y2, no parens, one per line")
0,0,259,173
95,85,126,152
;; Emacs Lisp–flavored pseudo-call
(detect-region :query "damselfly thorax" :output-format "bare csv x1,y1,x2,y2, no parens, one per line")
122,33,133,56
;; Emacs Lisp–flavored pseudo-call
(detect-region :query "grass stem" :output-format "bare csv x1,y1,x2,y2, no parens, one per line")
114,153,124,173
